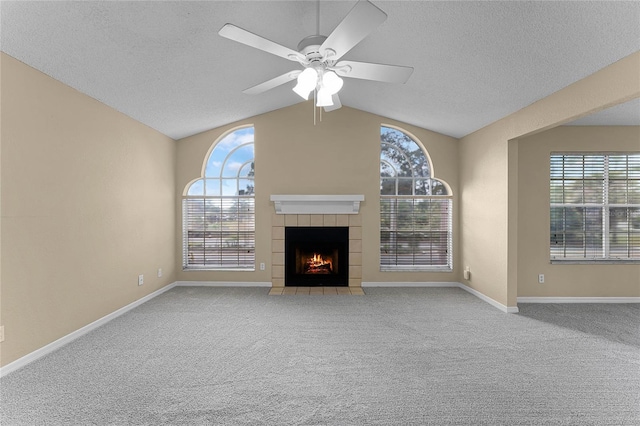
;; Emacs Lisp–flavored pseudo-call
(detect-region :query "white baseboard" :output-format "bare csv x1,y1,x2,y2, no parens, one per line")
518,296,640,304
362,281,519,313
0,282,178,378
174,281,272,287
457,284,519,313
362,281,459,287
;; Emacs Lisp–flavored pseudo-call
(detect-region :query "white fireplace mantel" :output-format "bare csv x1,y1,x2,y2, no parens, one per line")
270,195,364,215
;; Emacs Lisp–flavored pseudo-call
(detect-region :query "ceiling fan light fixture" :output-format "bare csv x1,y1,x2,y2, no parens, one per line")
322,71,343,95
316,87,334,107
221,0,413,115
292,68,318,100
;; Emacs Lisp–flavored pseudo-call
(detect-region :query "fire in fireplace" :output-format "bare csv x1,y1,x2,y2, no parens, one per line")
285,227,348,286
304,253,334,274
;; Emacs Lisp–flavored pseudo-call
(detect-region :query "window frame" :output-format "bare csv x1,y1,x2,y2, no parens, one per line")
380,195,453,272
550,152,639,263
380,125,453,272
182,126,256,271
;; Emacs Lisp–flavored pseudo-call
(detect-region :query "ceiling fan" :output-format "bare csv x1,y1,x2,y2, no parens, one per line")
218,0,413,112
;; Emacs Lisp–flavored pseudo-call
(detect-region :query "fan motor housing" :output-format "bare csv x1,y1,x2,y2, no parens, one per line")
297,35,328,64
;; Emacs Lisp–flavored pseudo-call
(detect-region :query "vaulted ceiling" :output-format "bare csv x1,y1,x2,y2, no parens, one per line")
1,1,638,140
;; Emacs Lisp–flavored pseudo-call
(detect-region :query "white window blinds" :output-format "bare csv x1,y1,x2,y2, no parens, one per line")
550,153,639,261
380,197,452,270
183,198,255,269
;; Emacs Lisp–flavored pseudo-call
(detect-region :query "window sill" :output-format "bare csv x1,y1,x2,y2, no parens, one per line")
550,259,639,265
183,267,256,272
380,266,453,272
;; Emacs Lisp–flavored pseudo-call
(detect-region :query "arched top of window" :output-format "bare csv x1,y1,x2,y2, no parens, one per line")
380,125,450,196
185,126,255,196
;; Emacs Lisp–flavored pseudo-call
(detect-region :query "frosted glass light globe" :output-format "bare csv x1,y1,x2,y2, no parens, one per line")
292,68,318,100
322,71,343,95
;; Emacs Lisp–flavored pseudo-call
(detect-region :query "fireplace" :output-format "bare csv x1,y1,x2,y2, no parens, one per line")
285,227,349,286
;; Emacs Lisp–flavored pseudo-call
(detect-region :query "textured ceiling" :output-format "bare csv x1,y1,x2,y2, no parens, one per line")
565,98,640,126
1,1,639,140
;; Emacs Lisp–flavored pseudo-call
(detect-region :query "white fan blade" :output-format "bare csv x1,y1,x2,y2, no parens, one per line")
324,94,342,112
243,70,301,95
334,60,413,83
219,24,304,62
320,0,386,61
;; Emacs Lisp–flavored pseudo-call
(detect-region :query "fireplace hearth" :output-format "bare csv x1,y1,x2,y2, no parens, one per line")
285,227,348,286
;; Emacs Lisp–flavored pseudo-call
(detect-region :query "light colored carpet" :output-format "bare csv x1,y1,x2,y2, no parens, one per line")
1,287,639,425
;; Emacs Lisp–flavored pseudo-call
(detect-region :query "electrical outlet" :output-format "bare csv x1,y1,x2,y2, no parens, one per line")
260,263,265,271
538,274,545,284
157,268,162,278
138,274,144,286
0,325,5,343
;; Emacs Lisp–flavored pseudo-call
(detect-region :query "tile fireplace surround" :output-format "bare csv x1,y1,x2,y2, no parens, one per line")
271,213,363,288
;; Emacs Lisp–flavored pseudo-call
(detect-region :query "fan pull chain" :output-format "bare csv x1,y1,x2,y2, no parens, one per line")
312,89,323,125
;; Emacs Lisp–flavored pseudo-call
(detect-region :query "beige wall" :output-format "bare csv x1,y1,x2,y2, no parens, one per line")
517,126,640,297
459,51,640,308
2,47,638,368
175,103,460,284
0,53,177,366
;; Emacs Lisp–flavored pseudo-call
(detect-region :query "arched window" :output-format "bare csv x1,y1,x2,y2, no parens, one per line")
183,126,255,270
380,125,452,271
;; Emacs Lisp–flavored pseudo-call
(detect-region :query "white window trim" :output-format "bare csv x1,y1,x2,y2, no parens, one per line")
182,196,256,271
550,152,639,263
380,195,453,272
380,125,453,272
182,126,256,271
